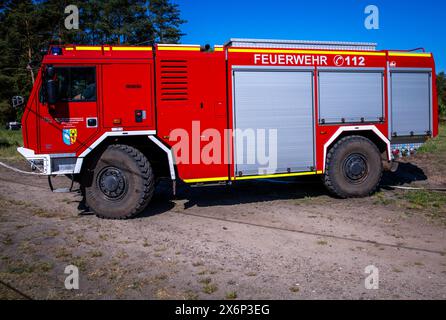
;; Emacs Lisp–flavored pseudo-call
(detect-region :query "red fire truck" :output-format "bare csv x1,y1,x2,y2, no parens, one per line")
18,39,438,219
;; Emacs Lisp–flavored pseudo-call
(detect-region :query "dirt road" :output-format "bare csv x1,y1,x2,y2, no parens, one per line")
0,158,445,300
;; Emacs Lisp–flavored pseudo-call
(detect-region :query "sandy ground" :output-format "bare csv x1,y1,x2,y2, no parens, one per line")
0,157,445,300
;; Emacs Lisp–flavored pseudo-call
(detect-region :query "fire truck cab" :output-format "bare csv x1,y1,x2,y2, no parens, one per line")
19,39,438,219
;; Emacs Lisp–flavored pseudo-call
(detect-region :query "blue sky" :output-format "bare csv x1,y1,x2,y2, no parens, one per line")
175,0,445,72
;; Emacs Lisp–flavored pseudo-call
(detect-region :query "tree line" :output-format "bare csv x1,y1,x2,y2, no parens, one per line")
0,0,186,124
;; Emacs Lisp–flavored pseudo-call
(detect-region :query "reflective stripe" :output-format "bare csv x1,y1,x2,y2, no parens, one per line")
234,171,322,181
112,47,152,51
183,171,323,183
74,46,102,51
183,177,229,183
157,47,200,51
65,46,151,52
388,52,431,57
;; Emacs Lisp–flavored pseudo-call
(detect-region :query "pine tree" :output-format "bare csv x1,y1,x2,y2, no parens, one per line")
0,0,42,123
0,0,186,123
149,0,186,44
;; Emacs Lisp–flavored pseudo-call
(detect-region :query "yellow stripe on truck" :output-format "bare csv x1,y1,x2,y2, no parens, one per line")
388,52,431,57
112,47,152,51
183,177,229,183
233,171,322,181
183,171,323,183
158,46,200,52
74,46,103,51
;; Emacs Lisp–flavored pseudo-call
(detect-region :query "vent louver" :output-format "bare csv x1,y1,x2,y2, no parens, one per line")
160,60,188,101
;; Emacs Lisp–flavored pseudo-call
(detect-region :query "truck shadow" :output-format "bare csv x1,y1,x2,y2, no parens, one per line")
139,176,328,218
381,161,428,188
139,161,428,218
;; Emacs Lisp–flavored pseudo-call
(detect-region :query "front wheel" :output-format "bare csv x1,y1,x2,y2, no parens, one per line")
324,135,382,198
84,144,155,219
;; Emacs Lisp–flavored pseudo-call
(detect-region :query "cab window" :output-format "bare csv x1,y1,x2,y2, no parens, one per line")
56,67,96,102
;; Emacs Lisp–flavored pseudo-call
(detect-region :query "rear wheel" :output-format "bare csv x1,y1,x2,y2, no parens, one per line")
84,144,154,219
324,135,382,198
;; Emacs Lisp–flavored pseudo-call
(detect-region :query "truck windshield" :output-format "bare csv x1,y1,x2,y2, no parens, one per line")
56,67,97,102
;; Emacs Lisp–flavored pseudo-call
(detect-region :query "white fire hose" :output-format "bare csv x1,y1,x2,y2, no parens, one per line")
0,160,46,175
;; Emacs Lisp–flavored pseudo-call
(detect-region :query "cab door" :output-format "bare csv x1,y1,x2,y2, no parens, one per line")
38,66,99,155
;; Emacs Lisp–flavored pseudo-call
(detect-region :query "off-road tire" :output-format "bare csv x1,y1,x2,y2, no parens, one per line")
85,144,154,219
324,135,382,198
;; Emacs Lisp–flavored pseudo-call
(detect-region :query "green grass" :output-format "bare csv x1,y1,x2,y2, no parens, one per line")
0,128,23,159
225,291,238,299
402,190,446,215
202,283,218,294
418,124,446,154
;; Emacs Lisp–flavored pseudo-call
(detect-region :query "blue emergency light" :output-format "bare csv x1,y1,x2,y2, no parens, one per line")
51,47,63,55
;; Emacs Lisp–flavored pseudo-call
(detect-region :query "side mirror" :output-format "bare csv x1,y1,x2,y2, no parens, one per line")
12,96,25,108
46,79,59,105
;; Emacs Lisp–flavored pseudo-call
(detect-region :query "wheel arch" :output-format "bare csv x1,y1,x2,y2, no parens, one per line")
78,132,175,181
322,126,391,172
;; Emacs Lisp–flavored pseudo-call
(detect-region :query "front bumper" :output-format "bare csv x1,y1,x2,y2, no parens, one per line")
17,147,82,175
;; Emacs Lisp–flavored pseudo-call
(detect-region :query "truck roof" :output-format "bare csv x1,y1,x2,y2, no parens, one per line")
224,38,378,51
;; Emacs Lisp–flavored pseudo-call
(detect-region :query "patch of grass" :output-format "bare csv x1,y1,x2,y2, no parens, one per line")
245,271,257,277
55,248,73,259
289,286,300,293
0,129,22,159
225,291,237,300
98,234,109,241
6,262,36,274
317,240,328,246
155,288,171,299
418,124,446,154
32,208,56,218
184,290,199,300
373,192,395,206
5,260,53,274
142,239,150,247
19,241,36,254
199,277,212,285
116,251,129,259
128,281,142,290
43,229,60,237
402,190,446,219
38,261,53,272
202,283,218,294
71,256,88,271
89,250,103,258
2,234,13,245
154,274,168,281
